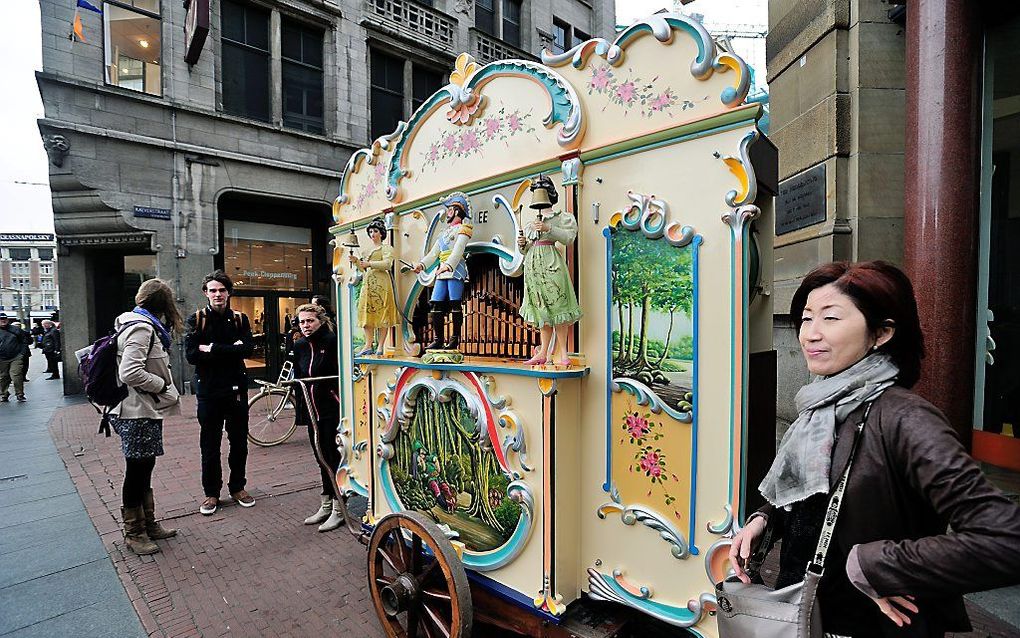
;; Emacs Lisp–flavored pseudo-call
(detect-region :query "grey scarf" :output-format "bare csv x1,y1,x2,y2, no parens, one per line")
759,353,898,509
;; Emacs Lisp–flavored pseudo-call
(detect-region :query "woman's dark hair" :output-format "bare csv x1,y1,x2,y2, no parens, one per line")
367,217,387,240
202,270,234,293
790,261,924,387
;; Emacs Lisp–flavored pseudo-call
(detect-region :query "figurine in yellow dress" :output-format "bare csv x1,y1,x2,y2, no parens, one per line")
352,218,398,355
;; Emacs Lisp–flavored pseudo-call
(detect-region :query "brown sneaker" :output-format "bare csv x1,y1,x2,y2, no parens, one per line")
231,490,255,508
199,496,219,516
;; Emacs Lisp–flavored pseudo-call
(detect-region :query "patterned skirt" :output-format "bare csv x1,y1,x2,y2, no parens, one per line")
110,416,164,459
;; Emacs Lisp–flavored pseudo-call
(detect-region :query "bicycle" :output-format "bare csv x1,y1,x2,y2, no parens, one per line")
247,360,298,447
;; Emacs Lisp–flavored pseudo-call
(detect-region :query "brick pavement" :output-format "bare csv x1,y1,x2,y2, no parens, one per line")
47,397,1020,638
49,397,385,638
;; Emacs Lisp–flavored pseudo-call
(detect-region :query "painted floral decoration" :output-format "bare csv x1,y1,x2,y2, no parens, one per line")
353,158,389,210
588,61,699,118
423,107,537,171
621,410,682,514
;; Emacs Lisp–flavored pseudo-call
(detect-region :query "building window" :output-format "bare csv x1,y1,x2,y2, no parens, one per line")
281,19,325,134
40,263,53,276
12,277,30,290
9,248,31,261
43,294,57,310
40,279,55,291
11,262,30,276
501,0,521,48
412,66,444,113
221,0,271,122
370,49,405,140
551,17,590,53
475,0,496,36
37,249,53,260
104,1,162,96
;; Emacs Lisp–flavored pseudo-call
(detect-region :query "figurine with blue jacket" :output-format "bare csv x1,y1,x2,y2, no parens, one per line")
413,192,473,360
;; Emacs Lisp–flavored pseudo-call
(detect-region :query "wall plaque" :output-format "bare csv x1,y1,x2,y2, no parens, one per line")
775,164,826,235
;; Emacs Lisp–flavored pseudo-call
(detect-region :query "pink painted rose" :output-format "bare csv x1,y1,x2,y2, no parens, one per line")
651,90,673,112
640,451,663,478
484,117,501,138
459,130,480,153
507,113,522,133
373,160,386,178
615,81,637,104
442,134,457,151
625,413,650,439
591,66,611,91
427,143,439,162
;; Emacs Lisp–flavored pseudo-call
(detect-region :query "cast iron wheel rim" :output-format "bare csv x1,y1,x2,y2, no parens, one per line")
368,511,472,638
247,389,297,446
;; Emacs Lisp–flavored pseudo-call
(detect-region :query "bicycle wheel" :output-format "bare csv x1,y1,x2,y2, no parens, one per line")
248,388,298,447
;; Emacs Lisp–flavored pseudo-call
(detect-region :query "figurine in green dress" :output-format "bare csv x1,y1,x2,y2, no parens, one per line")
517,176,582,366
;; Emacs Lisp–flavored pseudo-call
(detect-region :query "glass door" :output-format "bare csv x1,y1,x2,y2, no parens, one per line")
230,295,267,380
975,17,1020,473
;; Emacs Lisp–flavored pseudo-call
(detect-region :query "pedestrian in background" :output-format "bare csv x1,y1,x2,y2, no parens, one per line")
12,319,31,383
41,319,61,380
110,279,182,555
729,261,1020,636
0,313,31,402
185,270,256,516
293,303,344,532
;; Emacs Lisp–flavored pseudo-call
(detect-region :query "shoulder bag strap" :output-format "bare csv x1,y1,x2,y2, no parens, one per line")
807,401,874,576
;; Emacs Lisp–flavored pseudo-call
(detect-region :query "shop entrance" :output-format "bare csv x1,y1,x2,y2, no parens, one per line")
976,16,1020,475
231,292,309,381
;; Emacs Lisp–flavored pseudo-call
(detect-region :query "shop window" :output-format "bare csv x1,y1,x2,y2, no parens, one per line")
221,0,270,122
104,1,162,96
223,220,313,291
282,19,324,134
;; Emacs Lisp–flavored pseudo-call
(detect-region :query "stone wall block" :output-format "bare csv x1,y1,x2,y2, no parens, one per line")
850,21,906,90
851,87,905,154
767,0,850,82
771,92,851,180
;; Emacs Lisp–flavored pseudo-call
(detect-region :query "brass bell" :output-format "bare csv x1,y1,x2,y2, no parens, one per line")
529,185,552,210
341,228,360,249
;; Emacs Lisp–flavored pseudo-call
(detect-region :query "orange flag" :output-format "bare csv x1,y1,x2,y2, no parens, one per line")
72,11,86,42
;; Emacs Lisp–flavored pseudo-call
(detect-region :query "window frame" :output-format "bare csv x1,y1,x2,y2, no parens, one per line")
280,17,325,134
220,0,272,123
102,0,164,97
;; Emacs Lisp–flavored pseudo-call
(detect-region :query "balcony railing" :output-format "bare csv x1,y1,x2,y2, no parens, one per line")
470,27,536,65
364,0,458,52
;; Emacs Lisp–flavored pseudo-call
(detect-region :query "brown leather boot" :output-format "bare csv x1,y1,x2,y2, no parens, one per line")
122,506,159,555
142,489,177,540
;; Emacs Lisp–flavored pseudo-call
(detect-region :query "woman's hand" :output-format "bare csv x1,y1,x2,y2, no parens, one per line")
529,220,550,234
871,595,918,627
517,232,527,248
412,262,424,274
198,344,212,353
728,515,767,584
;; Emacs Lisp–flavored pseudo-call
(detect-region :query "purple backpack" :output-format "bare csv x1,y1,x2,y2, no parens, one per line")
79,320,153,436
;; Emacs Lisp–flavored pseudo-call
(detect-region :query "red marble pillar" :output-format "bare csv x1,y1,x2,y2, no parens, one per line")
903,0,982,442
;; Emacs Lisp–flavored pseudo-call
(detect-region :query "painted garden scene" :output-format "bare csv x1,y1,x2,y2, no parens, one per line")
610,228,695,414
388,391,521,553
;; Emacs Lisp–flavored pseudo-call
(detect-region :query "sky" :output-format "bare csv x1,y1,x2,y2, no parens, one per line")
0,0,766,237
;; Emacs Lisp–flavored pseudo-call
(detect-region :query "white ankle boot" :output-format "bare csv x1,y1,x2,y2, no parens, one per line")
304,495,332,525
317,499,344,532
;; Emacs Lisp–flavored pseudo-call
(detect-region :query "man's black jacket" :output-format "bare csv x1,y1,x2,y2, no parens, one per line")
184,306,255,398
42,327,61,355
0,325,30,360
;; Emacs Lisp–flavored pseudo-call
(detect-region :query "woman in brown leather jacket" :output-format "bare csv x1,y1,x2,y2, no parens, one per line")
729,261,1020,637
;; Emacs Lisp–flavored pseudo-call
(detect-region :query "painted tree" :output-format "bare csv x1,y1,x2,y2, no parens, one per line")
611,229,693,383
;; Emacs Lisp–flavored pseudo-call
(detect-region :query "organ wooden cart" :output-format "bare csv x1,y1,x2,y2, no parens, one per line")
325,12,777,638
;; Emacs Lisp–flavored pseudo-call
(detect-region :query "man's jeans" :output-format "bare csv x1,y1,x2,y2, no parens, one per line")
0,356,26,397
197,394,249,497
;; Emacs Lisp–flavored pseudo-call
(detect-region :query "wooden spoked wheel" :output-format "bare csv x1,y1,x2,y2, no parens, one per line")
368,511,473,638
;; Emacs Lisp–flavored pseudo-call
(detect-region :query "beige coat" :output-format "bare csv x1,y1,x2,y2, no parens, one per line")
111,311,181,420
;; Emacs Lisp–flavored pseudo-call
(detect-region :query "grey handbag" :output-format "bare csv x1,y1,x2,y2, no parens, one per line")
715,406,869,638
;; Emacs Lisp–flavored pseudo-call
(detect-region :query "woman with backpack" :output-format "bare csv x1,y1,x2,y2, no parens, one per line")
110,279,183,555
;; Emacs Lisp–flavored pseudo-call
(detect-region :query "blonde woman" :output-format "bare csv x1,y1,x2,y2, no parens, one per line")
109,279,183,555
